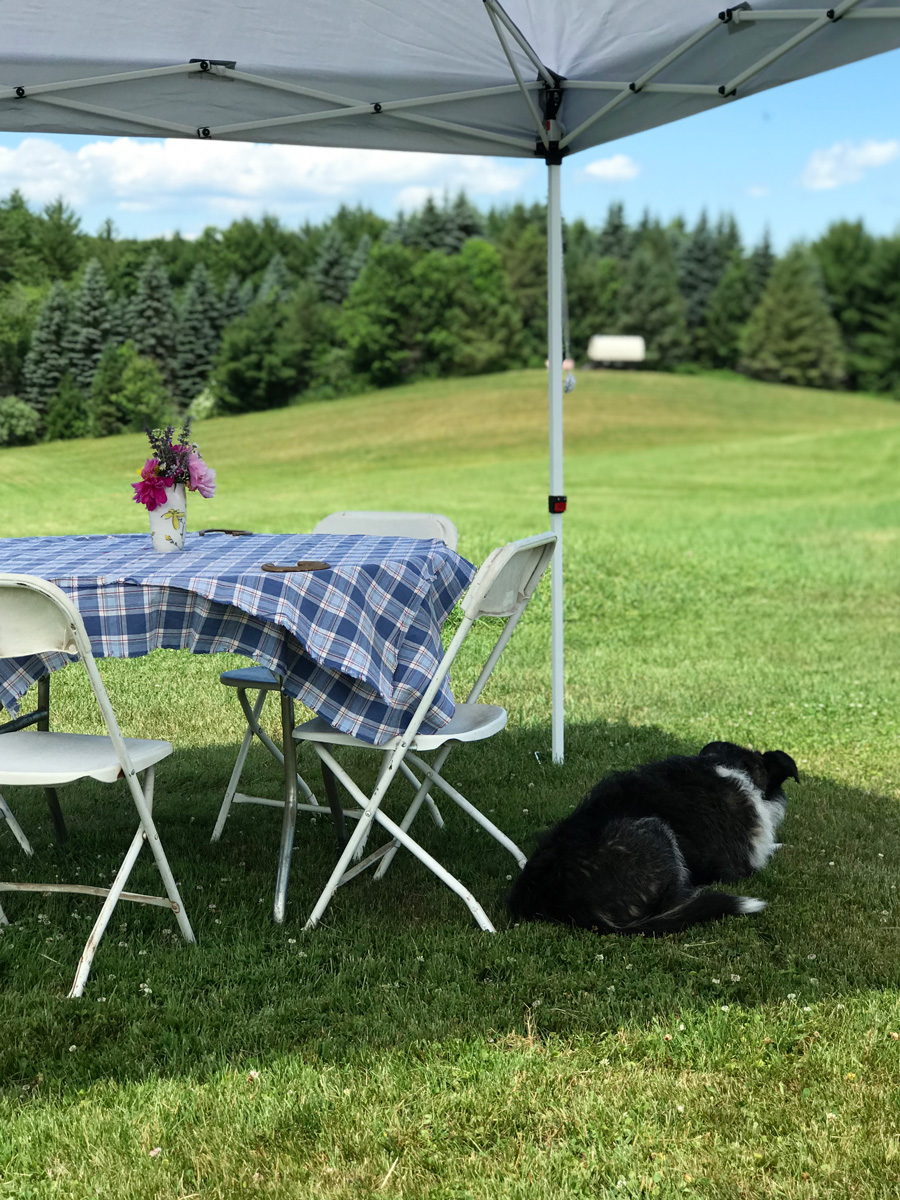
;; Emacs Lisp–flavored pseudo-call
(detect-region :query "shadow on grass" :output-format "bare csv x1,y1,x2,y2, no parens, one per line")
1,718,898,1091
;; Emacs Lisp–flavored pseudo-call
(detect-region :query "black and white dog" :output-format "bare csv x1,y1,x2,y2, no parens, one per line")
507,741,798,936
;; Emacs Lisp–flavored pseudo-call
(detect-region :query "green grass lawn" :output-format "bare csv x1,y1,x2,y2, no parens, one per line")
3,368,900,1198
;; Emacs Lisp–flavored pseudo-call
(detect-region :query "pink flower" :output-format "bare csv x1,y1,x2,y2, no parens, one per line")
187,452,216,498
132,458,174,511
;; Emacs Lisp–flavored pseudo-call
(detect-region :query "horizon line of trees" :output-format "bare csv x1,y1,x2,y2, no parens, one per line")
0,188,898,448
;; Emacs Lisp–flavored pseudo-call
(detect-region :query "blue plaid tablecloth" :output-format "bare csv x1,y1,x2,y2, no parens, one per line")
0,532,476,745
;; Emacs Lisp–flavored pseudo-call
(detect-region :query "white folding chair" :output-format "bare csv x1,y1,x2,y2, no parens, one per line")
0,574,194,998
211,510,459,853
293,532,556,932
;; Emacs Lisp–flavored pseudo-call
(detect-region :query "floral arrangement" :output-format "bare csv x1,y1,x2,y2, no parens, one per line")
132,424,216,511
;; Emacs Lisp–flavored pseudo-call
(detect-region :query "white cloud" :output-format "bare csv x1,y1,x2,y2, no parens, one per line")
747,185,770,198
800,139,900,191
583,154,640,182
0,136,532,217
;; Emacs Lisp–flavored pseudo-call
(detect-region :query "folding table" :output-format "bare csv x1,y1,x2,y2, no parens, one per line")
0,531,476,919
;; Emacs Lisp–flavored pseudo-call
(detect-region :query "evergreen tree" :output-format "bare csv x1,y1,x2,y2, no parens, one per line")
0,190,45,285
39,198,83,279
44,371,89,441
414,239,521,376
496,222,547,366
738,244,846,389
89,340,170,435
219,273,248,325
126,251,177,390
616,227,689,369
855,235,900,396
679,212,727,355
64,257,114,393
746,231,775,307
347,233,372,288
0,284,39,399
88,341,129,437
596,202,631,260
699,255,754,369
340,242,420,386
812,220,879,390
311,228,353,305
210,299,297,413
256,252,292,304
566,255,623,358
22,281,73,413
173,262,221,403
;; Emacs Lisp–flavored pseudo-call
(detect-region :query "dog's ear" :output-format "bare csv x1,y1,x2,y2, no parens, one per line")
762,750,799,788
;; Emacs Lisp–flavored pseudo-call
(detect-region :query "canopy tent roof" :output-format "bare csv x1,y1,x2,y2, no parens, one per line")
3,0,900,160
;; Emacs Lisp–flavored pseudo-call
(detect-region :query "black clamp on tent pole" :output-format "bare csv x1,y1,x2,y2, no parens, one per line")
549,495,567,514
536,73,569,165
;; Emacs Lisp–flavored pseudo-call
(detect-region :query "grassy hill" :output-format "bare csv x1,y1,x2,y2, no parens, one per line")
3,369,900,1198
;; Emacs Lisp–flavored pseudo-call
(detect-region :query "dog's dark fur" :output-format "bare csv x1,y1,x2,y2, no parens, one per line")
507,741,798,936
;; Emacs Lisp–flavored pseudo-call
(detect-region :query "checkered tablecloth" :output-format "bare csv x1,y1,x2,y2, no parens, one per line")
0,532,476,745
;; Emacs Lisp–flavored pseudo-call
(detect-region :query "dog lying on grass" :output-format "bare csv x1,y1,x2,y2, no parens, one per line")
507,741,799,936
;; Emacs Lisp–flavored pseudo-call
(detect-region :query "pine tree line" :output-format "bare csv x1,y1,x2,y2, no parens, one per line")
0,187,897,446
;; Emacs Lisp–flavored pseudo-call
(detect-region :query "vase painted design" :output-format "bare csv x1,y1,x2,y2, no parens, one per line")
149,483,187,552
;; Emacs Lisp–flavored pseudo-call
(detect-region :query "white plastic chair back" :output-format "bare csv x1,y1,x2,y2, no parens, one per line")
0,574,134,776
313,511,458,551
461,533,556,620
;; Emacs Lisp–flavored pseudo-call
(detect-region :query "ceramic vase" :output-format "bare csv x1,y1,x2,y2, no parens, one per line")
149,483,187,552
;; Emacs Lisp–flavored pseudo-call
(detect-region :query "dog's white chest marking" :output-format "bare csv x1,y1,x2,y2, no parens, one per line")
714,765,783,870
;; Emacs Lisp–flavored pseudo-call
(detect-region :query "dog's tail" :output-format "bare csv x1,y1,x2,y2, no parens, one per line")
621,891,765,936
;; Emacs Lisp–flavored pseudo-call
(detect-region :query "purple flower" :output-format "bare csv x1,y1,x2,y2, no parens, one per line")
187,452,216,498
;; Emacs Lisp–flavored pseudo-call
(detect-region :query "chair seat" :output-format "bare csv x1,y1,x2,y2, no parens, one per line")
0,731,172,786
220,666,282,689
293,703,508,751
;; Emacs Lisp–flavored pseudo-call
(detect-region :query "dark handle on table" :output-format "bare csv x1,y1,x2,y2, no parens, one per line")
198,528,254,537
261,560,331,573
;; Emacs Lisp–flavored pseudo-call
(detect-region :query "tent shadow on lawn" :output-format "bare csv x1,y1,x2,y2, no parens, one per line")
2,717,899,1090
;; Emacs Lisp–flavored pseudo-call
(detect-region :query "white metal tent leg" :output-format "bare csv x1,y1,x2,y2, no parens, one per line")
547,159,565,764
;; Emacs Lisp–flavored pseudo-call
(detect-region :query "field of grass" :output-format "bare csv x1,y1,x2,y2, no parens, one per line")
2,368,900,1198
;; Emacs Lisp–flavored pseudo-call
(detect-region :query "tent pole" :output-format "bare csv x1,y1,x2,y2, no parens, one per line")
547,159,564,764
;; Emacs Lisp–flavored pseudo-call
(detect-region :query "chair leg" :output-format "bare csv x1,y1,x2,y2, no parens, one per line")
273,693,299,924
125,765,195,946
37,677,68,843
69,766,194,998
211,689,267,841
235,688,318,807
303,746,495,933
375,746,455,880
406,750,527,867
0,790,33,856
319,762,348,850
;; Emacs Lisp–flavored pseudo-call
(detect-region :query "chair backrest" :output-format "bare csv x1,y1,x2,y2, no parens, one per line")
313,510,458,551
0,573,135,772
403,533,556,732
461,533,556,621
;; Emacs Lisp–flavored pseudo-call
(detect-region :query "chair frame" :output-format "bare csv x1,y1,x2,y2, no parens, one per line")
294,532,556,932
0,573,194,997
210,510,459,921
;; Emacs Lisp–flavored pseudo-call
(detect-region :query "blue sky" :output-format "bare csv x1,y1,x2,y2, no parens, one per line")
0,49,898,251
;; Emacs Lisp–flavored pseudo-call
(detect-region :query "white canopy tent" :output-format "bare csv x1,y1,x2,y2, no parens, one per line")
4,0,899,761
